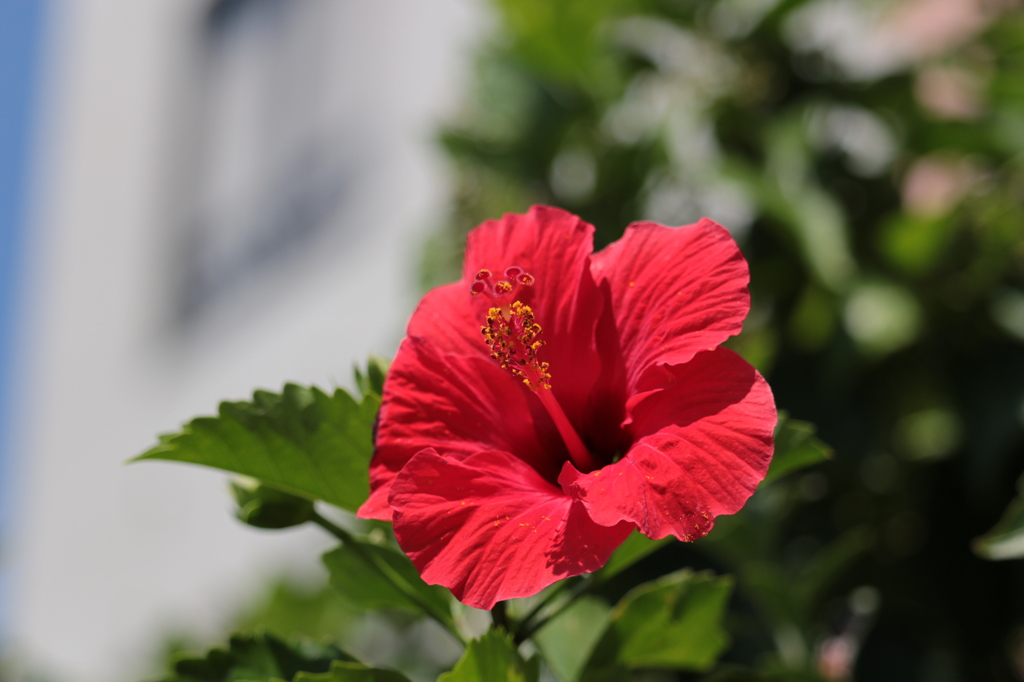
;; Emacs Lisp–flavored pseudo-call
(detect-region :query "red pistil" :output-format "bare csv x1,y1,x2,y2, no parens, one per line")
535,388,598,472
475,268,598,472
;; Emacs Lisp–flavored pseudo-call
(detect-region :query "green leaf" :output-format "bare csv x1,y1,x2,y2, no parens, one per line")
159,632,352,682
231,477,315,529
232,579,357,643
974,487,1024,560
764,412,833,484
354,356,391,398
135,384,379,513
293,661,412,682
532,596,611,682
595,530,671,580
322,541,454,627
580,570,733,680
438,629,539,682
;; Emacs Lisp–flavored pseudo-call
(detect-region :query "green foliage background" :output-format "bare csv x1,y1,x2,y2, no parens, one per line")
423,0,1024,679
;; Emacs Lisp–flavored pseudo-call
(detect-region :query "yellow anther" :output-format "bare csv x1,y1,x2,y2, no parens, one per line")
481,301,551,391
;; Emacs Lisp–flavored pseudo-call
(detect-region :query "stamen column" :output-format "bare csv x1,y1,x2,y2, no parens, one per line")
472,265,599,473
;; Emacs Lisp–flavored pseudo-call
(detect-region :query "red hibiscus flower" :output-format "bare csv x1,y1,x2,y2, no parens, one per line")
358,206,776,609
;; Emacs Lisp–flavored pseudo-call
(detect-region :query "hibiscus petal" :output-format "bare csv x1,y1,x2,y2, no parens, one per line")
390,448,634,609
358,335,564,521
409,205,620,457
406,206,600,363
462,205,594,300
466,206,609,406
563,348,775,541
590,219,750,391
405,281,485,360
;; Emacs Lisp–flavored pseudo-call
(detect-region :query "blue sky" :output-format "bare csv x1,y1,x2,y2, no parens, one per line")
0,0,48,535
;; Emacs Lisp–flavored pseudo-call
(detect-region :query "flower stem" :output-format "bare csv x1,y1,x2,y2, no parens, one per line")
511,580,571,639
513,576,596,644
535,388,598,472
491,601,510,631
309,510,466,646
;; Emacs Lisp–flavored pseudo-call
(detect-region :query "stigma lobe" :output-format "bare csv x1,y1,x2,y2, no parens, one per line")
470,266,535,309
469,264,598,471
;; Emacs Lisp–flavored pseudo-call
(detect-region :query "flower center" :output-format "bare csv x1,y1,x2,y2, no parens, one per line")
472,267,598,472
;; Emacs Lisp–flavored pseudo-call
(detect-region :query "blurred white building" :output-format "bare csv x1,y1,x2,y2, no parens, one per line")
3,1,482,680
